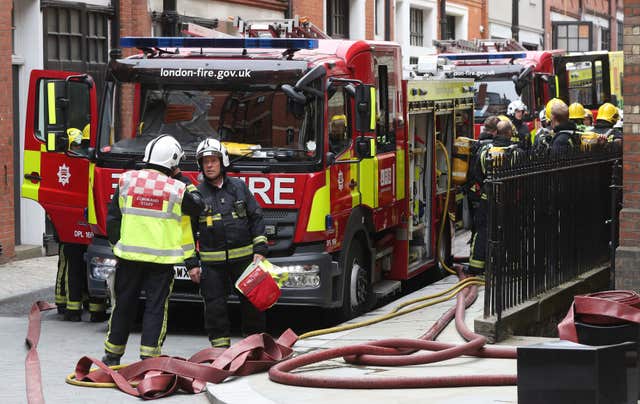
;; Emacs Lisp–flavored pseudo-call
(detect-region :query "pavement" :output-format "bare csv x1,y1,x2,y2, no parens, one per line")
0,231,553,403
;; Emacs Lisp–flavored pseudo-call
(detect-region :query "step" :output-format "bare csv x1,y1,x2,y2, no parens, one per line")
373,280,401,299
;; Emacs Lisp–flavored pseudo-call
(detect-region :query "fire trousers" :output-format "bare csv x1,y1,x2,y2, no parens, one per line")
469,199,488,273
55,243,106,315
104,259,174,358
200,259,266,348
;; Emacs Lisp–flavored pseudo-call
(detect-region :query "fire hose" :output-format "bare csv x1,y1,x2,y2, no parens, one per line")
269,275,518,389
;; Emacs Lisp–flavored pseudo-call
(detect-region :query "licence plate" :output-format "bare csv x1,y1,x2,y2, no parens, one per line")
174,265,190,280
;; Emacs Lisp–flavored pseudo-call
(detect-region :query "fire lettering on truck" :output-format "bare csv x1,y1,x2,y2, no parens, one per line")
239,177,296,205
159,68,251,80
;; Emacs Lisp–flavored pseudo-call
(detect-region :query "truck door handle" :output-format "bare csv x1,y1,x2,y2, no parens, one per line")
24,173,42,182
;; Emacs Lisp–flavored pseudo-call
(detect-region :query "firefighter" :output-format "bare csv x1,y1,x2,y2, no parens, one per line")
55,127,108,322
507,100,531,151
188,138,268,348
534,98,567,153
466,120,520,275
584,109,594,129
464,116,499,245
548,101,579,153
568,102,588,131
592,102,623,143
101,134,204,366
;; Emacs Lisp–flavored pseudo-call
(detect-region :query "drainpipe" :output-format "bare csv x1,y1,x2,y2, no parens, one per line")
440,0,447,39
385,0,391,41
111,0,120,49
511,0,519,41
286,0,292,19
162,0,178,36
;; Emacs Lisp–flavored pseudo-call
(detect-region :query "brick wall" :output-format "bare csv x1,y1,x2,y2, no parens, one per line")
615,0,640,290
0,0,14,263
292,0,324,31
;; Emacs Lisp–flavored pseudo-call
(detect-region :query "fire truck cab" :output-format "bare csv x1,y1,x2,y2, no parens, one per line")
434,39,563,136
22,21,473,319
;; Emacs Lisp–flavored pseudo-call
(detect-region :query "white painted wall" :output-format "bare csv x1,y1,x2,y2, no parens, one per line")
14,0,44,246
169,0,284,20
397,0,438,66
349,0,367,40
446,2,468,40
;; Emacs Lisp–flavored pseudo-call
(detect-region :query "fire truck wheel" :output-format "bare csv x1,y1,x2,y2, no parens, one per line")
340,237,373,320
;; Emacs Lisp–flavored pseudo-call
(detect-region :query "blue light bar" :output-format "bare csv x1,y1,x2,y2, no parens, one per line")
120,37,318,50
440,52,527,61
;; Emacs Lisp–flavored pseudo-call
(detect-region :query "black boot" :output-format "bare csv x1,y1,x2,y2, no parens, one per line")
56,304,66,315
90,312,109,323
63,310,82,322
101,353,121,367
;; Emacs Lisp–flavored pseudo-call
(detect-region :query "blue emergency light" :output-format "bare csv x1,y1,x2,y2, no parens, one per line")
120,36,319,50
441,52,527,61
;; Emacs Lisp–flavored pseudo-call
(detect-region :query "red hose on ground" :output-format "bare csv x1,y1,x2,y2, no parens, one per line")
268,267,518,389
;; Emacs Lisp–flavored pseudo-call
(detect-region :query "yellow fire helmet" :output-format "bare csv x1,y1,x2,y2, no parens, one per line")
584,109,593,118
66,127,85,147
596,102,619,124
545,98,567,121
497,114,517,136
568,103,586,120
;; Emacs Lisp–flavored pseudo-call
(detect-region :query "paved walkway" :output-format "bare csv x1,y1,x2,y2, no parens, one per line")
0,255,58,301
206,232,553,404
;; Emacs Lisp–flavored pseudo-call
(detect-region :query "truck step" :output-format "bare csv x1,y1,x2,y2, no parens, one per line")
373,280,401,299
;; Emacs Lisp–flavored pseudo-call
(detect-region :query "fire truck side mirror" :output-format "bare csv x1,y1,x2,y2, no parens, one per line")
46,132,70,153
354,85,375,134
355,136,372,159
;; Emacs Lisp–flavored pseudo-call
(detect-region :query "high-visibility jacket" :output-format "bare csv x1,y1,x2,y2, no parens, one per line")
113,169,193,264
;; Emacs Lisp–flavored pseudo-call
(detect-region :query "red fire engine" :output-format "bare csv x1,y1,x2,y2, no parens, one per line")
434,39,563,136
22,19,474,319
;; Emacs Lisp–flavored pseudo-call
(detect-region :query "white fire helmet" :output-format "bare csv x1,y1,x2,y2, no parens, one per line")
196,138,230,168
142,134,184,170
507,100,527,116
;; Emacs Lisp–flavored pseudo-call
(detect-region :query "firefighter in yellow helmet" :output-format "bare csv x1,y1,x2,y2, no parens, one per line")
497,114,519,146
55,124,108,322
583,109,594,129
592,102,622,143
101,134,205,366
534,98,568,153
568,103,588,131
466,120,521,275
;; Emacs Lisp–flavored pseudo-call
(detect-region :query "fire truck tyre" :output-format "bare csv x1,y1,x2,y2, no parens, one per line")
340,238,373,321
438,219,453,276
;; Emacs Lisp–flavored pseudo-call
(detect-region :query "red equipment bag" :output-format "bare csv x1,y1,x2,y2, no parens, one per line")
235,259,281,311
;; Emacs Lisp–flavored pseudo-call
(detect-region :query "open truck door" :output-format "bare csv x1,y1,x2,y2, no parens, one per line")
553,53,612,111
22,70,98,244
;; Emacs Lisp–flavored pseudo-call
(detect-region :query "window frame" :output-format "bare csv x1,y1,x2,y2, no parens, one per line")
327,0,349,39
552,21,593,52
410,8,424,47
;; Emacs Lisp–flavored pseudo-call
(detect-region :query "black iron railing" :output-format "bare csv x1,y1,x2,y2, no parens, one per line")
483,144,623,319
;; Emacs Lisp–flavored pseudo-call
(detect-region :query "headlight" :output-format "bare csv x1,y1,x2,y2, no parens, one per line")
279,264,320,288
90,257,117,280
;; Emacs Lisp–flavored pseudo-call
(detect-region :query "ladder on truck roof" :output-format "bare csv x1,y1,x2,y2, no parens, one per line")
232,16,330,39
433,39,526,53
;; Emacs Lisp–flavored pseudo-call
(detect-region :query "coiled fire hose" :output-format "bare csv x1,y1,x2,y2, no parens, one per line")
558,290,640,342
269,272,517,389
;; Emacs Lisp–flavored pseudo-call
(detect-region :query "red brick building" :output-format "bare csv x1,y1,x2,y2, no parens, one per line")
617,0,640,289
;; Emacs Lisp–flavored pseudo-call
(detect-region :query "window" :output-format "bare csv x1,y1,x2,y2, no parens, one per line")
410,8,423,46
327,0,349,39
327,87,350,156
409,56,419,65
444,15,456,40
618,21,623,50
553,22,592,52
601,28,610,51
43,4,111,97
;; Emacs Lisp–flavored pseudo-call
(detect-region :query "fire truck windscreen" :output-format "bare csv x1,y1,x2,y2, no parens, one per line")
98,84,323,169
473,77,527,123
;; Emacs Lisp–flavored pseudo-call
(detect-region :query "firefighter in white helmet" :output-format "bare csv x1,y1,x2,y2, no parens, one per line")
188,138,268,348
101,134,204,366
506,99,531,151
